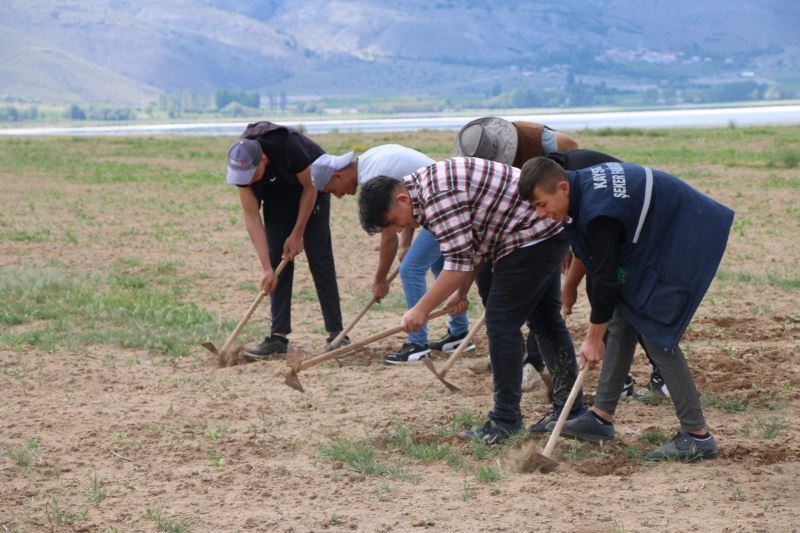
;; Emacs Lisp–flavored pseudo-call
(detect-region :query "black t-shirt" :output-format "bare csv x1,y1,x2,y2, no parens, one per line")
548,149,623,324
240,122,325,203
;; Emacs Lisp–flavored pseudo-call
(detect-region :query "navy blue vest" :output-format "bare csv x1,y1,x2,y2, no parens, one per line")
565,163,734,349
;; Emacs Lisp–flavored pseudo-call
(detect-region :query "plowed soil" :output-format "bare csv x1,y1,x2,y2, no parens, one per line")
1,129,799,532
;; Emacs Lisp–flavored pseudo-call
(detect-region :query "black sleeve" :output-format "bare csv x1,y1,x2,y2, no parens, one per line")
586,216,625,324
547,149,621,171
285,131,324,174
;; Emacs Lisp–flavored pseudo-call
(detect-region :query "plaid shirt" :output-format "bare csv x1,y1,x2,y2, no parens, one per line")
403,157,563,272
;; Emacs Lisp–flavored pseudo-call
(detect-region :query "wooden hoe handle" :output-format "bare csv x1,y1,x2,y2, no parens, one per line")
298,307,450,372
219,258,290,353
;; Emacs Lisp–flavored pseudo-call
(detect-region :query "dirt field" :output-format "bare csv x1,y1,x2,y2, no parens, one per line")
1,127,799,532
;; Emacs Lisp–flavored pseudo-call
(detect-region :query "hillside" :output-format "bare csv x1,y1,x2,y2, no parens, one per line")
0,0,798,105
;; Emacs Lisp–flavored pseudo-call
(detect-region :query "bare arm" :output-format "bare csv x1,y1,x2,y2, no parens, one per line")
372,229,399,301
376,229,399,281
238,187,276,293
282,166,318,259
555,131,580,152
398,227,415,261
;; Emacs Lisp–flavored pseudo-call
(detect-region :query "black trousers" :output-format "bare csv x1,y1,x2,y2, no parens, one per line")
262,191,343,335
476,236,581,427
477,264,545,374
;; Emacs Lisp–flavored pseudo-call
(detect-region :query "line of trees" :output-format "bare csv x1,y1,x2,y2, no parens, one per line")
63,104,136,120
0,106,38,122
1,79,793,124
214,89,259,110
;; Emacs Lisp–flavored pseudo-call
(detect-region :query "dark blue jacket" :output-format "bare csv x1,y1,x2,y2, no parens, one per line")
565,163,734,349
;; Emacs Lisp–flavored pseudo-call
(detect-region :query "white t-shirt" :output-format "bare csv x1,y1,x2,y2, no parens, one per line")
357,144,435,185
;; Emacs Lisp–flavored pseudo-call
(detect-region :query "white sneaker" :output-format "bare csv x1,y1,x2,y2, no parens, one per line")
522,363,542,391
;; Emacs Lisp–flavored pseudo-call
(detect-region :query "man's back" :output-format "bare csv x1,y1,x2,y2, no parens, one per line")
409,157,561,268
358,144,434,185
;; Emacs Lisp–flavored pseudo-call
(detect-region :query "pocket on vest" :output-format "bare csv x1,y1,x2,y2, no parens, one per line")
631,272,690,326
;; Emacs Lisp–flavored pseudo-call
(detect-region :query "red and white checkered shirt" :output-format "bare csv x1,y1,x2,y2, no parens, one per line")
403,157,563,272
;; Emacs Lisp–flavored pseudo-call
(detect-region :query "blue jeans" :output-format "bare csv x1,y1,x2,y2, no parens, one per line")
400,228,469,345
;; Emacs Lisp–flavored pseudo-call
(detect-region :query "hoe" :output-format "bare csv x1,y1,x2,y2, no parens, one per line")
285,307,450,393
202,258,290,366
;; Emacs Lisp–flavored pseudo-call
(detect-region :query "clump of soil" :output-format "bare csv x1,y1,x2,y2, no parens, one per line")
220,342,248,367
574,453,638,477
514,441,557,474
723,444,800,465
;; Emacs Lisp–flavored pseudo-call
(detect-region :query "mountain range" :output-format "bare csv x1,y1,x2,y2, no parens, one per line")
1,0,798,106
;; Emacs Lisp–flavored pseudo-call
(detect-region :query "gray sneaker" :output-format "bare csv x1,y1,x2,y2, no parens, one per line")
646,431,718,462
561,411,615,443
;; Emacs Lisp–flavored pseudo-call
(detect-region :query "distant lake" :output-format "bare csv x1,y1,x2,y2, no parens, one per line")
2,104,799,137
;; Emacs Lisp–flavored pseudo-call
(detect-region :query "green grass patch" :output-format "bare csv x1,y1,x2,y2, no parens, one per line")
716,269,800,290
564,441,591,462
754,415,786,439
144,507,194,533
1,228,52,242
701,391,750,412
390,423,465,470
593,127,668,137
435,410,483,438
621,444,645,464
45,497,87,527
635,391,670,406
5,437,39,470
0,264,235,356
767,147,800,169
89,473,107,503
761,174,800,190
475,463,502,483
208,451,224,468
317,436,418,482
641,428,670,446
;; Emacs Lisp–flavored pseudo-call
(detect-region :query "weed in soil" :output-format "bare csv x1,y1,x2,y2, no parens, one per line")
702,391,750,412
144,507,194,533
317,436,418,482
475,463,502,483
89,473,107,503
641,428,670,446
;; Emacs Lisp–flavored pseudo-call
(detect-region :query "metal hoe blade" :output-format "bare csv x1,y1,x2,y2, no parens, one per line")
284,345,306,393
527,452,559,474
422,312,485,392
421,358,461,393
201,342,219,357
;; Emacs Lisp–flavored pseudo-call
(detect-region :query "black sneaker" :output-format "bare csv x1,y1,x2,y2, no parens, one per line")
457,419,519,446
243,335,288,359
429,329,475,353
620,373,636,399
647,370,671,398
529,406,587,434
382,343,430,365
646,431,718,462
324,334,351,352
